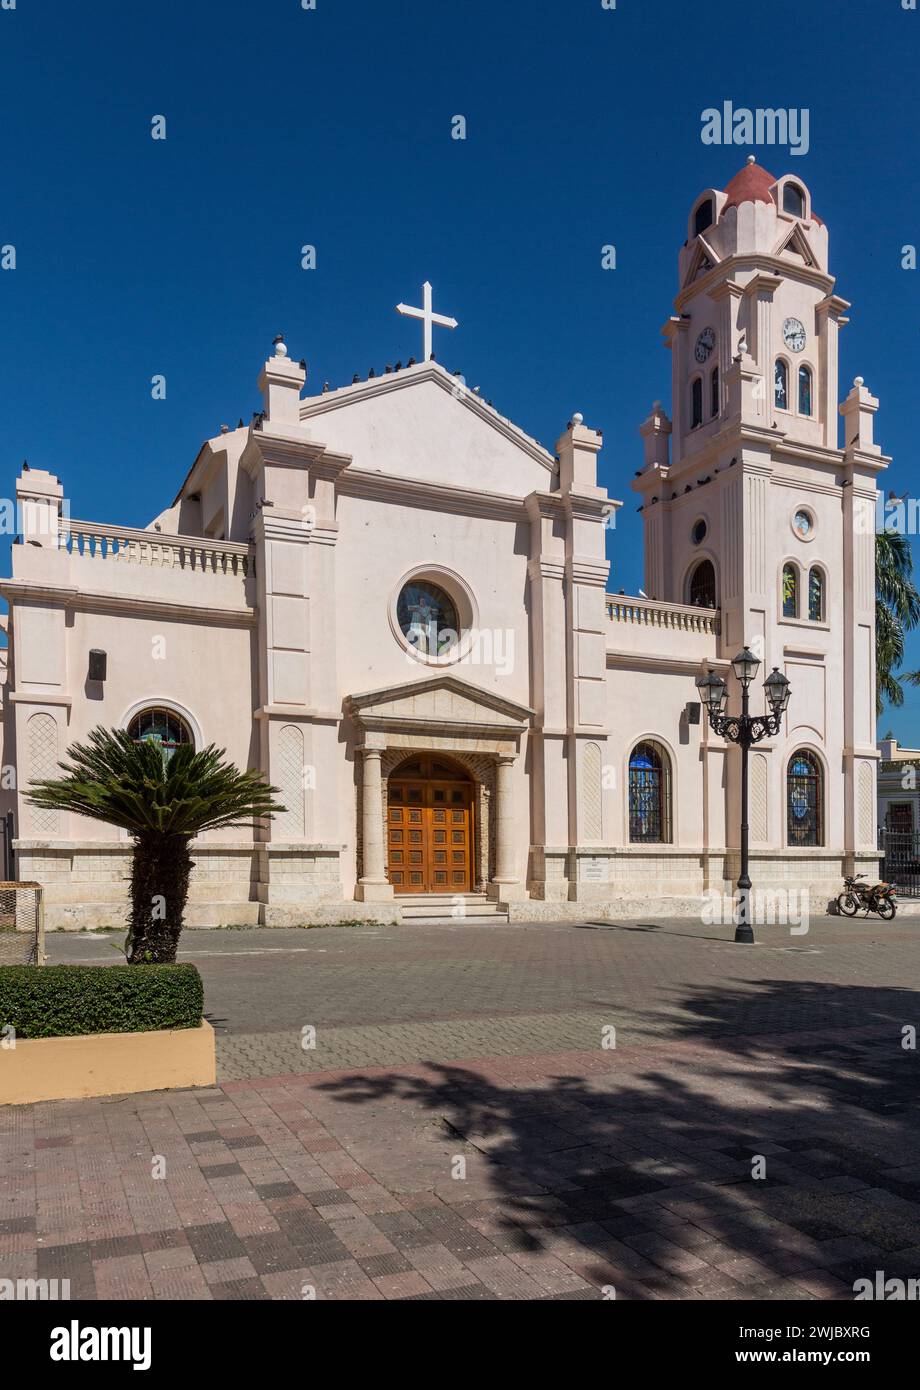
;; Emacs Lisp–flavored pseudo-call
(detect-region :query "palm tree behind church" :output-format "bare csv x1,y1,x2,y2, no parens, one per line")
876,530,920,715
28,728,283,963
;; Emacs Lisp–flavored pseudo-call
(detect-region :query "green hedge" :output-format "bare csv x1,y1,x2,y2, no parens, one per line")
0,963,204,1039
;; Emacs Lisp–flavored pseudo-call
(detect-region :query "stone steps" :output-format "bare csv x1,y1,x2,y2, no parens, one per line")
396,894,509,925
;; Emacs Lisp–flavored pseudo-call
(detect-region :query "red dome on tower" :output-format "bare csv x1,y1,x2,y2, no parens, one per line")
722,159,777,212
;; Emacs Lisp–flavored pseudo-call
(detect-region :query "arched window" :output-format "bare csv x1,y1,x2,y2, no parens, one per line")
691,376,703,428
689,558,717,608
127,707,193,758
629,741,672,844
787,750,823,847
775,359,788,410
693,199,714,237
808,566,824,622
710,365,720,420
798,365,812,416
782,563,799,619
783,183,805,218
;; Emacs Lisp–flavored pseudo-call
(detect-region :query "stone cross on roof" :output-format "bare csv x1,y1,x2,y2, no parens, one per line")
395,281,457,362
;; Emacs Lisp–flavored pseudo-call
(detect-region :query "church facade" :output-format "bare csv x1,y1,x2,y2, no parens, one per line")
0,161,886,928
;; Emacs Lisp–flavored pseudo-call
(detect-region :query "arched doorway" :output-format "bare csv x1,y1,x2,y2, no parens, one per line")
386,754,473,893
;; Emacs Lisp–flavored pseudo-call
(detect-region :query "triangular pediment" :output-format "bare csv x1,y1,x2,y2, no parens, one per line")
682,236,720,288
345,673,533,732
772,222,818,267
296,361,556,498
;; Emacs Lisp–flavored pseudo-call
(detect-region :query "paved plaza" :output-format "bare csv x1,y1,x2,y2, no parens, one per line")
2,915,919,1300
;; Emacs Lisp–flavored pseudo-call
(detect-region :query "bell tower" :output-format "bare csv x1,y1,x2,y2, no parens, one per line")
633,158,888,899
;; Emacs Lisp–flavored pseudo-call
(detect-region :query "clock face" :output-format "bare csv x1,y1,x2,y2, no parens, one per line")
783,317,806,352
695,327,716,363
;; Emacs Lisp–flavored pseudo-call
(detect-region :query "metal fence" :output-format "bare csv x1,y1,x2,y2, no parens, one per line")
0,810,14,882
878,829,920,898
0,882,46,965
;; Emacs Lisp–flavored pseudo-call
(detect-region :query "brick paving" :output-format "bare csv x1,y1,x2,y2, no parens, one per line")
3,914,919,1300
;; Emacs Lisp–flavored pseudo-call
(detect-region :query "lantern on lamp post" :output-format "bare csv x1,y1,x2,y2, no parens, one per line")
696,651,791,943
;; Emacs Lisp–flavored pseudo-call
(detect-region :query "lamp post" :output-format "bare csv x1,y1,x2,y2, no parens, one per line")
696,651,791,944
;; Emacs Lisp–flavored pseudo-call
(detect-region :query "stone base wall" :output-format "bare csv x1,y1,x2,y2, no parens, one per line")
16,840,258,931
254,844,345,906
18,838,884,930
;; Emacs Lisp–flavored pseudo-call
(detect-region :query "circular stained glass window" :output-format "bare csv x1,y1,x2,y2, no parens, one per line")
691,518,708,546
793,508,814,539
127,707,193,757
396,580,460,657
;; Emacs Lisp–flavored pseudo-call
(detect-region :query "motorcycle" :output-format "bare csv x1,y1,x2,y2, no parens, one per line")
836,873,898,920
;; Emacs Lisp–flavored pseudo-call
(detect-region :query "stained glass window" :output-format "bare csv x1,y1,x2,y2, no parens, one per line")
775,359,788,410
808,567,824,622
787,751,823,846
783,563,799,619
397,581,460,656
127,708,192,758
629,742,672,844
798,365,812,416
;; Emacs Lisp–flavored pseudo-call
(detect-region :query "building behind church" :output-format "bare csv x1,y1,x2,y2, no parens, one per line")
0,161,886,928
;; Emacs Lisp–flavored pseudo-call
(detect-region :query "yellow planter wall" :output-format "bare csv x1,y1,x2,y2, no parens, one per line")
0,1020,215,1105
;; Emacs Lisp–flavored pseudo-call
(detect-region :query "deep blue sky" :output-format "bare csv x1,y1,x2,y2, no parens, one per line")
2,0,918,739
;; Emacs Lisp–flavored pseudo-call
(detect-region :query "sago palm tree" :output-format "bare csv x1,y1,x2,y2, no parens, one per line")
28,727,283,964
876,530,920,715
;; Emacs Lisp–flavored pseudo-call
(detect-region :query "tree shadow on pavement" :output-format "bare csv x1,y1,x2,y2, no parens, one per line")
313,978,920,1299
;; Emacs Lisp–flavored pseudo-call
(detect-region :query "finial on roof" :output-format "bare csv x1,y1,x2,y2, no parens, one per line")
854,376,864,387
747,154,756,164
572,412,584,426
322,381,330,393
272,334,287,358
220,424,229,434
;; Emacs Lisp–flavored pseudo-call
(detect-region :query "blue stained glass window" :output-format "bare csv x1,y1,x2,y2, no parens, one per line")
629,741,672,844
798,365,812,416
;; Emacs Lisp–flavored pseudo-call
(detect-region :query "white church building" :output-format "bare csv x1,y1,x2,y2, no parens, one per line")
0,160,886,928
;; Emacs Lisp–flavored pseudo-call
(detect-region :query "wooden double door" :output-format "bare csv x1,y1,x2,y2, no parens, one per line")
386,755,473,894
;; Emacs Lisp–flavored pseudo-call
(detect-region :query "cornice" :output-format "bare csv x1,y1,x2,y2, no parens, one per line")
254,705,340,722
0,580,257,627
524,490,566,521
338,466,528,521
8,691,73,707
674,252,835,311
241,429,352,480
352,713,526,739
606,652,728,675
568,557,610,586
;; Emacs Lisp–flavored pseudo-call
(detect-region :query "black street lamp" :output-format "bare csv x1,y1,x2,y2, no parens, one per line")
696,651,791,944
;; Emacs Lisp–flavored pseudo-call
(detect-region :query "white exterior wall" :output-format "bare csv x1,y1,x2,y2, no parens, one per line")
0,164,886,926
